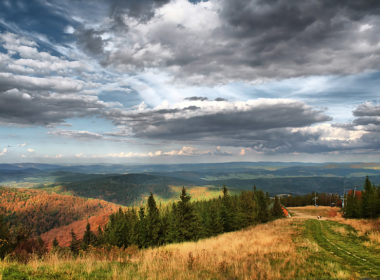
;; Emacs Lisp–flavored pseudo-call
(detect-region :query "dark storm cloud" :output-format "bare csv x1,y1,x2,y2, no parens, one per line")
185,96,208,101
109,0,171,23
103,100,332,152
76,28,104,56
92,0,380,83
353,102,380,117
0,89,105,126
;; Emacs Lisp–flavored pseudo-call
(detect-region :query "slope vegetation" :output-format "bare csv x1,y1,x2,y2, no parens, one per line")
1,207,379,279
0,187,119,235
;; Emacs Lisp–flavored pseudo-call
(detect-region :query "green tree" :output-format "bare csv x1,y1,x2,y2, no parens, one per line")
147,193,161,246
136,206,148,248
220,186,234,232
69,229,80,255
177,187,200,241
52,237,59,249
82,222,96,250
255,190,269,223
272,196,284,218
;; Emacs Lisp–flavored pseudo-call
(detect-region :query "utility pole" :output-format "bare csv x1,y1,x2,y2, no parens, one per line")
313,192,318,207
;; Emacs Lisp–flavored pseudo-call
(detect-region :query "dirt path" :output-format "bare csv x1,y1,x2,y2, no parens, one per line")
288,207,326,220
305,219,380,277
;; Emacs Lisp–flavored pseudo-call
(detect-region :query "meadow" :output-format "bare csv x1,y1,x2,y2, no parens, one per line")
1,206,379,280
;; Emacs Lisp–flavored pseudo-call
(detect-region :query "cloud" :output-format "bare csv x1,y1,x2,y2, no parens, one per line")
0,32,111,126
350,102,380,149
0,89,106,126
48,130,105,140
71,0,380,84
0,148,7,156
27,148,35,153
103,98,332,152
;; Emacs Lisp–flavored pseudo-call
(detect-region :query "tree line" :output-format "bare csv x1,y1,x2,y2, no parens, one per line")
68,186,284,251
1,186,285,259
280,192,341,207
344,177,380,218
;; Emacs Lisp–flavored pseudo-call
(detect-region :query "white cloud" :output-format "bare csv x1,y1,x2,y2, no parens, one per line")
64,25,75,34
27,148,35,153
359,24,373,32
0,148,8,156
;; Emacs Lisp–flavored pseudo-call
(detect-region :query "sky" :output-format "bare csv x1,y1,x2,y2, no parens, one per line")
0,0,380,164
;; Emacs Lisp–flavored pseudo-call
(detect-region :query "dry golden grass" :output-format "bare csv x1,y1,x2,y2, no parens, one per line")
288,206,340,218
0,219,310,280
3,208,379,279
291,206,380,247
331,216,380,246
136,218,301,280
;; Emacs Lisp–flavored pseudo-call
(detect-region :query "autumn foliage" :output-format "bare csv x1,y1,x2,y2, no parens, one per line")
0,187,119,236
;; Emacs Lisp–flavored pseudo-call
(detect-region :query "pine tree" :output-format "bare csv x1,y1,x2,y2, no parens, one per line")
220,186,234,232
255,190,269,223
166,203,179,243
177,187,200,241
95,225,104,246
362,176,377,218
136,206,148,248
147,193,161,246
69,229,80,255
52,237,59,249
82,222,96,250
272,196,284,218
237,191,256,227
208,203,223,235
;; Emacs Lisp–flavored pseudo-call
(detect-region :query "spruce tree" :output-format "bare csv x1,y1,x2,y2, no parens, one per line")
237,191,256,227
69,229,80,255
221,186,234,232
177,187,200,241
208,203,223,235
147,193,161,246
52,237,59,249
272,196,284,218
82,222,96,250
255,190,269,223
136,206,148,248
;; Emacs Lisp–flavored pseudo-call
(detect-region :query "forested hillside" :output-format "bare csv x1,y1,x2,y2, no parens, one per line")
0,187,119,235
55,173,194,205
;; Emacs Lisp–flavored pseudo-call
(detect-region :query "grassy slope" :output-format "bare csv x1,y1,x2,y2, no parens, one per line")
1,206,379,279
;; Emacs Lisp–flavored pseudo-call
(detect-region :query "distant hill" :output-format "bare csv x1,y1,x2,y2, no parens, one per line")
2,162,380,200
207,175,380,194
0,187,119,235
54,173,195,205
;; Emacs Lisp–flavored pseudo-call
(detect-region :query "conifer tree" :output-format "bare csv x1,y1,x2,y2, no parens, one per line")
220,186,234,232
255,190,269,223
362,176,377,218
147,193,161,246
177,187,200,241
52,237,59,249
95,225,104,246
272,196,284,218
82,222,96,250
166,203,179,243
208,203,223,235
237,191,256,227
69,229,80,255
136,206,148,248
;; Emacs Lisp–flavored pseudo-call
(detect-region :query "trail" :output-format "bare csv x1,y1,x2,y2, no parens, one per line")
303,218,380,277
